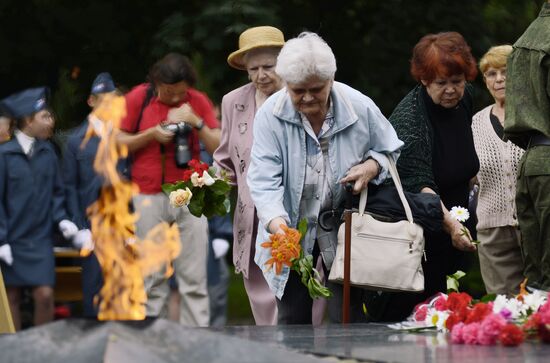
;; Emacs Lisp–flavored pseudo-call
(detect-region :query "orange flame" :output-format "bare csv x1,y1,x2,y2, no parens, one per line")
83,94,181,320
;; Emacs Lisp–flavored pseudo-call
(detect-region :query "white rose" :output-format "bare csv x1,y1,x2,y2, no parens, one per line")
190,170,215,187
201,170,215,186
169,188,193,207
190,171,204,187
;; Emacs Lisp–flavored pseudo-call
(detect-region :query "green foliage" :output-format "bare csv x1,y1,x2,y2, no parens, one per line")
226,265,254,324
161,166,232,219
297,218,308,238
50,69,85,130
0,0,543,126
292,218,332,299
446,270,466,293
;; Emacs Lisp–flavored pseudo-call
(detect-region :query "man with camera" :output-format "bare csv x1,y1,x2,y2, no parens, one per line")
118,53,220,326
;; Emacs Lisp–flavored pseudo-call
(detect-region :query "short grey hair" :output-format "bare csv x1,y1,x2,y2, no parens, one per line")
275,32,337,84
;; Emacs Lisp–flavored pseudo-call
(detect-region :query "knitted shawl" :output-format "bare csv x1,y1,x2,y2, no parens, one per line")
388,84,473,194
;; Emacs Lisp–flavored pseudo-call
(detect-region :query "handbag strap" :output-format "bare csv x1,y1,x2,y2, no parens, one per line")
358,155,415,224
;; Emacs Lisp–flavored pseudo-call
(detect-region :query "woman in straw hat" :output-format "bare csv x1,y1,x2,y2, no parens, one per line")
213,26,285,325
247,32,402,324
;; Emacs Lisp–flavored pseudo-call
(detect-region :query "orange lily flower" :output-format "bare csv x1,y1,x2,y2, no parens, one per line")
262,225,302,275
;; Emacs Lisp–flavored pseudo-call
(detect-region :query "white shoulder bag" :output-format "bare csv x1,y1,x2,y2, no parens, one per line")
328,155,425,292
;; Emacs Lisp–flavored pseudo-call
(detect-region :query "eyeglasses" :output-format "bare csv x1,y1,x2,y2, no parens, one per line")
484,68,506,80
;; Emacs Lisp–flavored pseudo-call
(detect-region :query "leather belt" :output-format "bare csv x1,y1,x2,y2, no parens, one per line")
529,133,550,148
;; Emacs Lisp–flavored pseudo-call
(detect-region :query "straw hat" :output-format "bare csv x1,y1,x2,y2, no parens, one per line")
227,26,285,70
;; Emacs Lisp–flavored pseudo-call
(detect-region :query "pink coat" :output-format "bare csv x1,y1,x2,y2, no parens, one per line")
213,83,258,278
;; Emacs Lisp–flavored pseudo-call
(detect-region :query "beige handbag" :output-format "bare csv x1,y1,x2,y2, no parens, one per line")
328,155,425,292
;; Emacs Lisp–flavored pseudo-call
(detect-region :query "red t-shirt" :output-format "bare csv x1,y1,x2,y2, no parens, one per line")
121,83,220,194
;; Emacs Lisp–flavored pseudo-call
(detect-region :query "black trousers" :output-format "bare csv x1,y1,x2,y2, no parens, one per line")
276,243,369,324
364,229,470,322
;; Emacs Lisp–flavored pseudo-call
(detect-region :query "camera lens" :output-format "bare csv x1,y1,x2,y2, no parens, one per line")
172,122,192,168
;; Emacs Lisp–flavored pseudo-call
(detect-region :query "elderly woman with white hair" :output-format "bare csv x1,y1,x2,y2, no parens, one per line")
247,32,403,324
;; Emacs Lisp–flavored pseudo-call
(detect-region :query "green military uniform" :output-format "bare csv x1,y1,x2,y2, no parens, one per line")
504,2,550,291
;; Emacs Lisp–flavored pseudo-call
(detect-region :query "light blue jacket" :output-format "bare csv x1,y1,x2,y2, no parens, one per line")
247,81,403,298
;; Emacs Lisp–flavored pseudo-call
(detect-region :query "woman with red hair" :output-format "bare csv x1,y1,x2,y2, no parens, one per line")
372,32,480,321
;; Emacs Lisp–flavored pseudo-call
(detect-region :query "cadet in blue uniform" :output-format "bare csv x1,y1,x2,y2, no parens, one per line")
62,72,117,318
0,87,79,330
0,106,12,143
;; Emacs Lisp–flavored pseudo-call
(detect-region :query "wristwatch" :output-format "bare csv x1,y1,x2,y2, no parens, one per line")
194,118,204,131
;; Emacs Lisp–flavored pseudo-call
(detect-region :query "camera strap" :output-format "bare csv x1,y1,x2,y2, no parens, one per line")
133,84,155,134
123,84,155,180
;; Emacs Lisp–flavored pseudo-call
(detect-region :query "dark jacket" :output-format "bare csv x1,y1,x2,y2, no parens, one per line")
62,119,102,229
0,138,67,285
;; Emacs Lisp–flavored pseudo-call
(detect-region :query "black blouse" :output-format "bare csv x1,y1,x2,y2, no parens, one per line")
422,87,480,212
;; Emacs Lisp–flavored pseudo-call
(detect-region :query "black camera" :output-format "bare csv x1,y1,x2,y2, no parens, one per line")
162,122,193,168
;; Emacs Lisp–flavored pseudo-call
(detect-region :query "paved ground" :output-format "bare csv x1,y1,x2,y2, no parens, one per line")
215,323,550,363
1,320,549,362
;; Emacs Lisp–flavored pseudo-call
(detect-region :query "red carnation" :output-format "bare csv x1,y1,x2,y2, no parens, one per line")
188,159,201,169
188,159,209,174
446,312,465,331
456,306,469,321
523,313,541,338
465,303,492,324
499,324,524,347
447,292,472,312
182,169,194,182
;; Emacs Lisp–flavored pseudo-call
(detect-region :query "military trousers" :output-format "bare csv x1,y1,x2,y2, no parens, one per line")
516,145,550,291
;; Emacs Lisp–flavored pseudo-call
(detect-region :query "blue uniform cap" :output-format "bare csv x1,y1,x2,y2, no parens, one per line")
91,72,116,95
0,87,49,119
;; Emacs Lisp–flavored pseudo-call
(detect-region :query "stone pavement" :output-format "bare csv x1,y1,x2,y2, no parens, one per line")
215,323,550,362
1,319,550,362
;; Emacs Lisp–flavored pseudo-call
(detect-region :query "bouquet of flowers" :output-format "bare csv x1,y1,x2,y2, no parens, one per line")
449,206,480,245
261,219,332,299
407,283,550,347
162,159,231,218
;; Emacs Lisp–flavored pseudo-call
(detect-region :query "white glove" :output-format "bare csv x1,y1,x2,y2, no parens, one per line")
59,220,79,240
212,238,230,259
0,244,13,265
72,229,94,250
